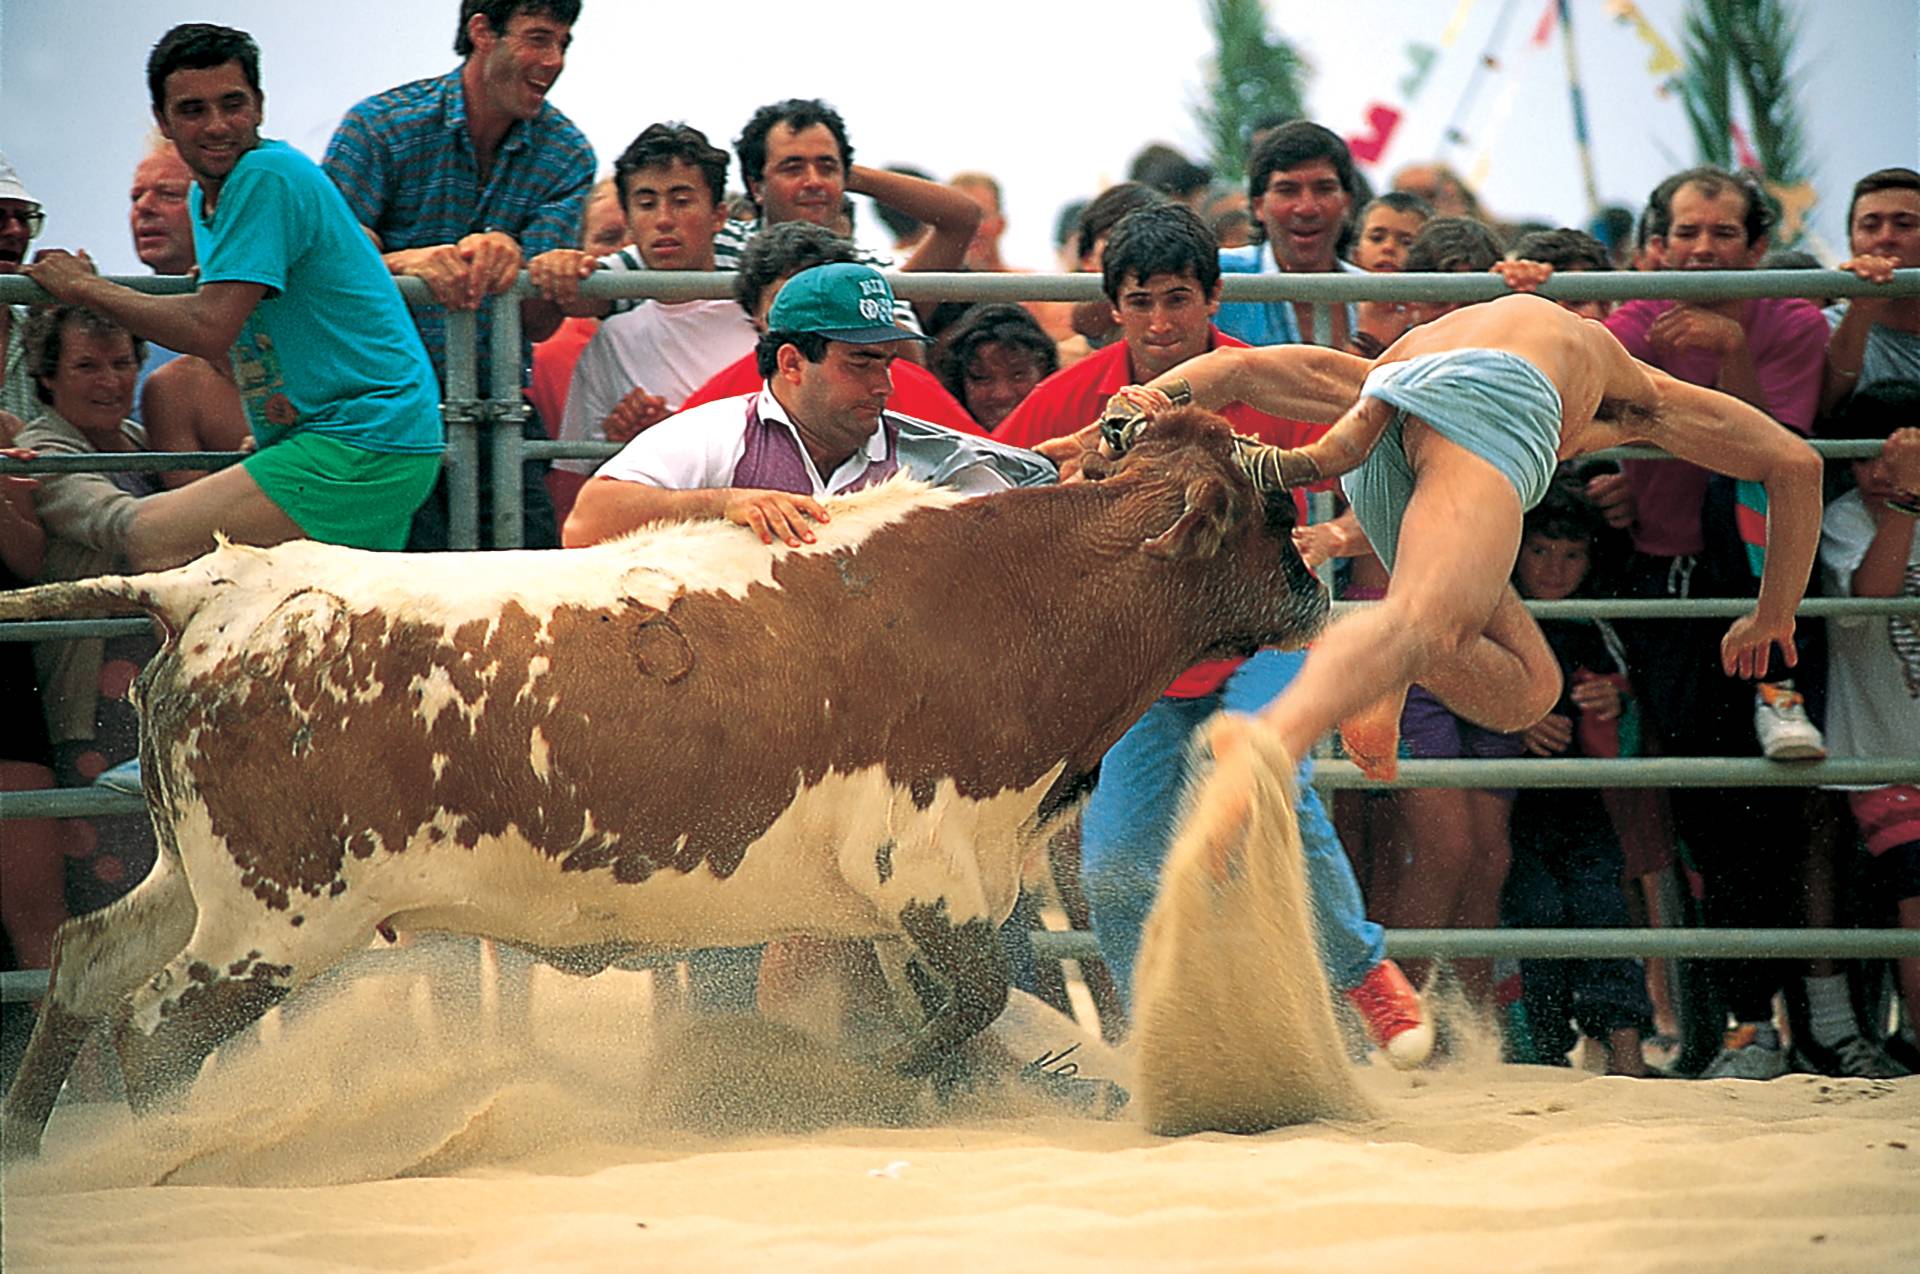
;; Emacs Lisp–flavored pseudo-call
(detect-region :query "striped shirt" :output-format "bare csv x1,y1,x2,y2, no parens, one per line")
323,68,594,393
1,307,35,423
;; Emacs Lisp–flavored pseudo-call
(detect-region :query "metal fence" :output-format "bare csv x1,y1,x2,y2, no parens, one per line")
3,266,1919,994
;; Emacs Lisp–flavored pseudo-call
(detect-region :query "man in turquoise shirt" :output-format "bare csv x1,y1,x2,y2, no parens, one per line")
1215,121,1367,352
24,23,441,571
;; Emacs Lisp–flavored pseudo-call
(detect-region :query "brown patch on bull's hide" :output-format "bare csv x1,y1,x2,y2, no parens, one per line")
145,412,1321,908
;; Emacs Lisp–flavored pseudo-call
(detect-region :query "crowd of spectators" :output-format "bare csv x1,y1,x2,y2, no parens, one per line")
2,0,1917,1086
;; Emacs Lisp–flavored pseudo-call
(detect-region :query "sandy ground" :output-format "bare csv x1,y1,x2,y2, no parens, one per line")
2,939,1916,1274
7,753,1916,1273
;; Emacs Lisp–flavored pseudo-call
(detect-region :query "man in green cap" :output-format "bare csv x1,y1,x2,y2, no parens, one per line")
564,260,1047,548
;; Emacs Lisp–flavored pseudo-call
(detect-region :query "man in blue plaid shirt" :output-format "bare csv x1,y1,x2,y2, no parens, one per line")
323,0,594,549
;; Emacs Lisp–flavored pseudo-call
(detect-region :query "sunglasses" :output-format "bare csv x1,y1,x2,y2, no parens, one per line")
0,205,45,237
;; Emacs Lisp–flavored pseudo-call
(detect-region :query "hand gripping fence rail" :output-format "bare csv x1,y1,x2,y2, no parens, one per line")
3,268,1919,1002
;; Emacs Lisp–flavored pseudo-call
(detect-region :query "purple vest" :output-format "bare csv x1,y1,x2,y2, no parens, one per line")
731,392,900,495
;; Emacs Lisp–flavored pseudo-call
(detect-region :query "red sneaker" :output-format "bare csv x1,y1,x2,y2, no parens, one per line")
1344,959,1434,1069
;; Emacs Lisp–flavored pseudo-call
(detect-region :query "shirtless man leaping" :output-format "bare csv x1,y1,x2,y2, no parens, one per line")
1044,293,1824,781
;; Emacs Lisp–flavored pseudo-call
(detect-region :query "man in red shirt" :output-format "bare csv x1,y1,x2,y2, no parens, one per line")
998,202,1433,1068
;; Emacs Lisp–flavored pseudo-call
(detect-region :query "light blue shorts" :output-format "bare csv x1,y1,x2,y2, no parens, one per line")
1341,348,1562,569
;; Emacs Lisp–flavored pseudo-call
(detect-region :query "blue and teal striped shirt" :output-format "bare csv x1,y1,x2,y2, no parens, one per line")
322,68,594,393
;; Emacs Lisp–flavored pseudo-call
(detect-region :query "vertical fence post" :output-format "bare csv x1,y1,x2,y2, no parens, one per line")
443,307,482,551
488,289,526,551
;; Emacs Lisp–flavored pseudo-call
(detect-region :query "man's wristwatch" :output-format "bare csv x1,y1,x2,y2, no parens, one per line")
1888,490,1920,517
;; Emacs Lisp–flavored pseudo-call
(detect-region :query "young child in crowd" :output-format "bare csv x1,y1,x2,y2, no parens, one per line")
1500,480,1658,1076
1346,191,1433,358
1816,380,1920,1074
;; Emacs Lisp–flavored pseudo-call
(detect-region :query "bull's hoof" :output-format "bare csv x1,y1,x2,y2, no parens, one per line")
922,1049,975,1105
1017,1061,1130,1120
874,1036,948,1080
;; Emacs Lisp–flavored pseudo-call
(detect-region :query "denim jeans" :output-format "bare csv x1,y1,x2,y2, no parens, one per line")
1080,648,1384,1006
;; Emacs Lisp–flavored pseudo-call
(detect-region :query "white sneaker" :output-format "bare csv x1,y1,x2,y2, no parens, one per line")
1754,681,1826,761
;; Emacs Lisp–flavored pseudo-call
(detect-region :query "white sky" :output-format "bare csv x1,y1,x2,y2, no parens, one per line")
2,0,1914,274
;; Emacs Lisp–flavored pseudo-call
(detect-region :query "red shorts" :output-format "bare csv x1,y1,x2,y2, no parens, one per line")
1848,785,1920,856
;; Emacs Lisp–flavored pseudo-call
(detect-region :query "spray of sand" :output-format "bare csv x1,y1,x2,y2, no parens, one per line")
6,930,1143,1193
1130,715,1374,1136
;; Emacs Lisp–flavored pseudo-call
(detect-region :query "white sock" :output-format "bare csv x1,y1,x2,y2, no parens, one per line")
1804,973,1859,1046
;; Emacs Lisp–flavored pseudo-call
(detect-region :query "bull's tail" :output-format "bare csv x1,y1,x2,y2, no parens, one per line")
0,575,164,623
0,545,250,631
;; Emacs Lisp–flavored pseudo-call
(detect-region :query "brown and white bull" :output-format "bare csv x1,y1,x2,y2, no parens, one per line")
0,408,1327,1157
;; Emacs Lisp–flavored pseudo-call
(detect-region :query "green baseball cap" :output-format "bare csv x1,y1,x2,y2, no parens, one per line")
767,262,929,344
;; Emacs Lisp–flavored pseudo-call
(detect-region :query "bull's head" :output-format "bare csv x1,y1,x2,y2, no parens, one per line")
1088,405,1329,656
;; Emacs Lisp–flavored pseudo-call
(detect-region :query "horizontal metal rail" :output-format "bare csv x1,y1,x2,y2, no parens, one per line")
1309,757,1919,789
1,619,152,640
7,593,1915,645
22,440,1891,478
0,274,434,305
1030,926,1920,963
5,925,1915,1004
5,267,1916,310
525,267,1920,306
2,757,1908,825
0,450,242,475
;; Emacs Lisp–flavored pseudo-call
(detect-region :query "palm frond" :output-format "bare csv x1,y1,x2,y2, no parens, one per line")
1726,0,1810,186
1676,0,1735,169
1191,0,1310,190
1672,0,1813,242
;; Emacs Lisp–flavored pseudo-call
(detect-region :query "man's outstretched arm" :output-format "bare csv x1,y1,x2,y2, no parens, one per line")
1636,368,1824,678
1140,344,1371,424
24,252,262,362
1104,345,1384,485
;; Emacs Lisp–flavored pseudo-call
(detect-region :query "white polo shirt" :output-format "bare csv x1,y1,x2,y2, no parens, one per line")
593,384,1012,498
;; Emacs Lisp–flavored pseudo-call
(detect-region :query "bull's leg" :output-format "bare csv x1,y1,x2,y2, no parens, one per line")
871,938,929,1031
1,851,197,1160
109,917,369,1116
875,897,1010,1077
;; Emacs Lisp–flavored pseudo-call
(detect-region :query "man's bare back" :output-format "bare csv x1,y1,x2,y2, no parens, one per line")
1373,294,1654,460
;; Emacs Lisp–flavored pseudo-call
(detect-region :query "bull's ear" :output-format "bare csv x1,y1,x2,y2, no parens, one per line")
1143,476,1234,560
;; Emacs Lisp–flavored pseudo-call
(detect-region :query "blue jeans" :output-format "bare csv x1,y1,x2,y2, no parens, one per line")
1080,648,1384,1006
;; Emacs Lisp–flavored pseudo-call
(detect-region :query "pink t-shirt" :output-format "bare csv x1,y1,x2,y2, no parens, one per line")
1603,296,1826,556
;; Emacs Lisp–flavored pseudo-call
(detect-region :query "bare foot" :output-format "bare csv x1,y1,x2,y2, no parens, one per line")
1338,688,1408,782
1197,713,1258,882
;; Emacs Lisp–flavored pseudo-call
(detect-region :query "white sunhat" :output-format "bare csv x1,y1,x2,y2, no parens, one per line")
0,153,43,210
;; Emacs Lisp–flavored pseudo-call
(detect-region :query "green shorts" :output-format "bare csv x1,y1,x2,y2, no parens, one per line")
244,431,442,551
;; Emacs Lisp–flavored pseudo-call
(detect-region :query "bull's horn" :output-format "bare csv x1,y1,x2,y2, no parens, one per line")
1097,377,1193,456
1234,441,1323,491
